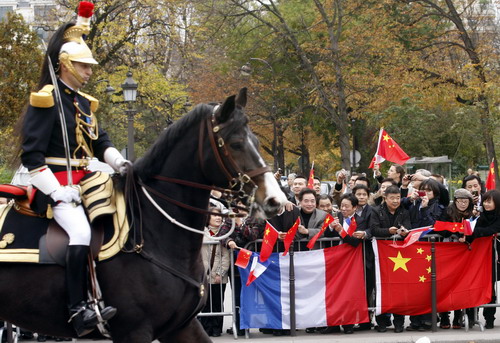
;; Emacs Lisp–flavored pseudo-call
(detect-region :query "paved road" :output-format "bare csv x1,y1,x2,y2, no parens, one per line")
71,316,500,342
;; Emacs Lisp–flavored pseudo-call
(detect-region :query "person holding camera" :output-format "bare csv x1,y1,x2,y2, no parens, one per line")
402,179,446,229
462,174,484,212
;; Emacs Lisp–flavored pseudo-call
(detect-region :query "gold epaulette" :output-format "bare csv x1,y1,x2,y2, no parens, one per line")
29,85,54,108
77,91,99,112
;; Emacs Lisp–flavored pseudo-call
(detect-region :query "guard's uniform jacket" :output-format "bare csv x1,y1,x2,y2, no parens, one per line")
21,79,114,174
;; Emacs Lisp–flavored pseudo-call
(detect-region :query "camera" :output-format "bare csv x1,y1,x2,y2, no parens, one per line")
406,174,413,181
417,191,426,197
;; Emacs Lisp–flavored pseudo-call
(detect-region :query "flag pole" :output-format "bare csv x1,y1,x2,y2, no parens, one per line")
430,236,437,332
289,244,296,336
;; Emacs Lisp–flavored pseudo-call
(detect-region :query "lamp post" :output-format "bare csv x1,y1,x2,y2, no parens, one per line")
240,58,281,171
121,71,138,160
94,79,115,95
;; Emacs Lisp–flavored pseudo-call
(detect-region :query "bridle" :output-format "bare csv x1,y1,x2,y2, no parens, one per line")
137,105,271,240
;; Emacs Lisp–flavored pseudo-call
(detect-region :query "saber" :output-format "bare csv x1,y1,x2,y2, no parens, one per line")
41,40,73,186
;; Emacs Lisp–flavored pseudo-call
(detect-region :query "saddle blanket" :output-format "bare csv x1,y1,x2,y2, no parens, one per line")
0,190,129,264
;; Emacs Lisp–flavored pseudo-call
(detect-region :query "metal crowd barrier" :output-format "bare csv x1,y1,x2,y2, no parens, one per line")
197,234,500,339
196,240,238,338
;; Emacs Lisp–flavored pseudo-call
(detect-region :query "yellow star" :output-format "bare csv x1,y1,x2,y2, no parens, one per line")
427,267,431,274
265,228,270,236
325,217,331,224
419,275,427,282
491,167,495,174
383,134,391,142
425,255,432,262
416,248,424,254
388,251,412,272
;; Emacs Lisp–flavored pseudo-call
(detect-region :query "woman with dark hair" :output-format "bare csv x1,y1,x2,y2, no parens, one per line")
466,190,500,329
374,164,405,185
438,188,475,329
200,207,230,337
402,178,445,229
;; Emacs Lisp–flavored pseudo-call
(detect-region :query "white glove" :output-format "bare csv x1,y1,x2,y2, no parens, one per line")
50,186,81,203
104,147,131,175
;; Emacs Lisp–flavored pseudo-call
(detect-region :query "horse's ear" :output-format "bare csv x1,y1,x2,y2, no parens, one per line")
216,94,236,124
235,87,247,108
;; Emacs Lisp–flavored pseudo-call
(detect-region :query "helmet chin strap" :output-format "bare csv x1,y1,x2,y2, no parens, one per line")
59,52,85,85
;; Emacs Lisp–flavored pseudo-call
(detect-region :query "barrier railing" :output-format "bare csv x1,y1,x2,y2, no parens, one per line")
198,234,499,339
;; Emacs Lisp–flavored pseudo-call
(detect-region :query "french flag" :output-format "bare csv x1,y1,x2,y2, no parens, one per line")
246,254,271,286
238,245,368,329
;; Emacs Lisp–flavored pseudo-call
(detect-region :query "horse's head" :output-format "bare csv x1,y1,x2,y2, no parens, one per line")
204,88,287,218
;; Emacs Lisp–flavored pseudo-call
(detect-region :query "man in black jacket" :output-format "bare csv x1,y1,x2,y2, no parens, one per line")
369,185,412,333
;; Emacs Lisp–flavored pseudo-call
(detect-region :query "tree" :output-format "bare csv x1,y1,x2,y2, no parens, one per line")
393,0,500,186
0,12,42,167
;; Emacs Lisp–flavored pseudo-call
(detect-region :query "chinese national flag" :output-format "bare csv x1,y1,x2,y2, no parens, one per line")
373,237,493,315
307,162,315,190
283,217,300,256
235,248,252,268
433,220,463,233
486,159,496,191
369,128,410,168
259,222,279,262
307,214,335,249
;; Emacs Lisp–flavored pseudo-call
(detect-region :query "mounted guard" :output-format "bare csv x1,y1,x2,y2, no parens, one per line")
20,1,128,337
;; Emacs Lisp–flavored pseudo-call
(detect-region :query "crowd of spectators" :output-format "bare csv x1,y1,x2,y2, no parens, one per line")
199,164,500,336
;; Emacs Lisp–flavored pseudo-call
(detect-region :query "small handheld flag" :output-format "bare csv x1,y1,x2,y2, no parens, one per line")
259,222,279,262
235,248,252,268
307,214,334,249
283,217,300,256
307,161,315,190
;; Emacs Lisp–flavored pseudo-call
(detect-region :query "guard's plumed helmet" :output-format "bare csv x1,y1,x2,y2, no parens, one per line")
59,2,97,82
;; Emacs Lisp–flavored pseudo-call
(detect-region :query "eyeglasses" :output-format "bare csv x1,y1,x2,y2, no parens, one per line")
456,199,469,204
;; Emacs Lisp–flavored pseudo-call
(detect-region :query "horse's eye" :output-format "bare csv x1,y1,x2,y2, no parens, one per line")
230,142,243,150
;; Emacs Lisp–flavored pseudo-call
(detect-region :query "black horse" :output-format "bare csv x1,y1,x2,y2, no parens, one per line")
0,88,287,342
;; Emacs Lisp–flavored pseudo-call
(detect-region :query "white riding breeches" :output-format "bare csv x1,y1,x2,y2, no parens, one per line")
52,202,91,246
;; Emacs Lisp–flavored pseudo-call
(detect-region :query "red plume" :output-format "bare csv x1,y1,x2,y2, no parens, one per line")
78,1,94,18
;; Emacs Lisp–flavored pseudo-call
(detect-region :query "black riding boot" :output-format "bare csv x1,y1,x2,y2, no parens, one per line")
66,245,116,337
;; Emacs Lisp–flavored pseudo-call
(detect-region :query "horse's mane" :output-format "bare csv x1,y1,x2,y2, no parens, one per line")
134,103,213,179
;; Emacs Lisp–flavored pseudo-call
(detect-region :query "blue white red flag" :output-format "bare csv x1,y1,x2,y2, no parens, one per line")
246,253,271,286
239,245,368,329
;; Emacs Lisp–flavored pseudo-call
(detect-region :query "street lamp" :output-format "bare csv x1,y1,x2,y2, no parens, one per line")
94,79,115,95
121,71,138,160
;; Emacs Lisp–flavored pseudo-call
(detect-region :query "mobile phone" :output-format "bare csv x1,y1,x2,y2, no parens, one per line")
472,190,479,197
417,191,426,197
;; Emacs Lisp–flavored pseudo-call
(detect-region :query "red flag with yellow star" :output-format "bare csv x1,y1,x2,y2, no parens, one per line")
486,159,496,191
373,237,492,315
433,220,463,233
259,221,279,262
369,128,409,168
235,248,253,268
283,217,300,256
307,162,315,190
307,214,335,249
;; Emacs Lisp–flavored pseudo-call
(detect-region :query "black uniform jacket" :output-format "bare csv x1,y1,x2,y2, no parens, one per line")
369,203,412,238
21,79,113,173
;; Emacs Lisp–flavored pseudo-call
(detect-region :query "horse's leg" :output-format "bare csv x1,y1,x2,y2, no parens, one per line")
160,318,212,343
